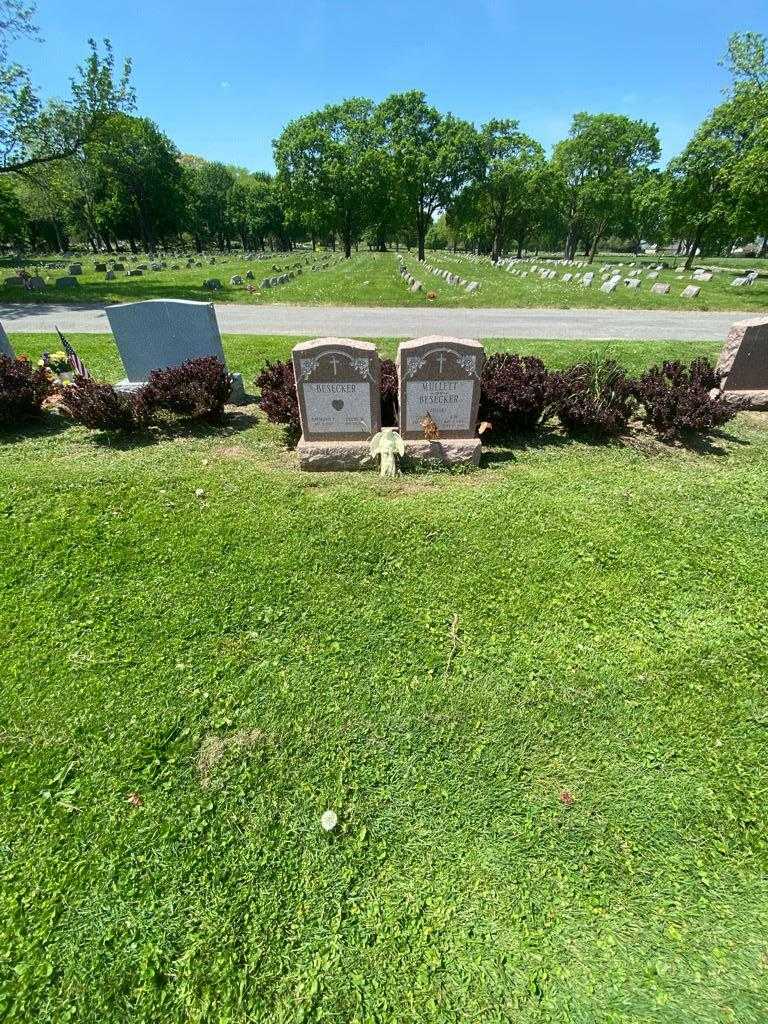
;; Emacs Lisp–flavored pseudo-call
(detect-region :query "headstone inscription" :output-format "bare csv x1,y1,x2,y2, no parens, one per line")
105,298,245,404
292,337,381,470
396,336,484,466
716,317,768,409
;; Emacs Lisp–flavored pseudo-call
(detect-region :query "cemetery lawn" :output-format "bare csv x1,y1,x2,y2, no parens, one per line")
2,251,768,311
3,334,768,1023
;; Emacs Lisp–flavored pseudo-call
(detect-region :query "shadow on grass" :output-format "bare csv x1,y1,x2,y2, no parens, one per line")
86,410,261,450
0,412,70,444
480,425,613,465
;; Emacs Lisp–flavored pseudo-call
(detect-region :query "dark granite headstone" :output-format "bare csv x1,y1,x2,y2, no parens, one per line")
717,318,768,408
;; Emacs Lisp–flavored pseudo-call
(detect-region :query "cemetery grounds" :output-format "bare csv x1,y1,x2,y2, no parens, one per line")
2,250,768,311
2,330,768,1022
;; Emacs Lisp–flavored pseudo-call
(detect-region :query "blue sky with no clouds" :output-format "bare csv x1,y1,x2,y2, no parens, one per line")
12,0,768,172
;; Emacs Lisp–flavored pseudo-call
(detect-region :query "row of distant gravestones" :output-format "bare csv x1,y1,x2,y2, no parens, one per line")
2,299,767,467
4,253,340,292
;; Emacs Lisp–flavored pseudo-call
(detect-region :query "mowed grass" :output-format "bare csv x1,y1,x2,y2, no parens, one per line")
2,334,768,1023
2,250,767,311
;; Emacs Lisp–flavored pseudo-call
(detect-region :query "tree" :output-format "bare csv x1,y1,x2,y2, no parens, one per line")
377,91,480,261
449,120,545,259
74,114,185,252
274,99,385,258
184,161,236,251
0,23,134,174
553,113,660,261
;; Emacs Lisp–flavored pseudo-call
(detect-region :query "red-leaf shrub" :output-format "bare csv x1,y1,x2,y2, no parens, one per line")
255,359,300,430
479,353,551,436
550,357,635,436
634,358,736,439
0,355,52,426
142,356,231,424
59,377,146,432
381,358,399,427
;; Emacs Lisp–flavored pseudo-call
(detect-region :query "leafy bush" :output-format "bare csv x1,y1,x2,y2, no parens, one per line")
381,358,399,427
0,355,52,426
142,356,231,424
479,353,550,436
634,358,736,439
550,356,635,436
255,359,300,430
59,378,146,432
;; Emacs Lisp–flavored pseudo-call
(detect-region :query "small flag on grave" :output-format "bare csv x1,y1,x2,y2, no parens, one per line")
56,327,90,378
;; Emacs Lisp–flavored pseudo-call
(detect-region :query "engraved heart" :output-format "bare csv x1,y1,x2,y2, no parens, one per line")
332,399,344,411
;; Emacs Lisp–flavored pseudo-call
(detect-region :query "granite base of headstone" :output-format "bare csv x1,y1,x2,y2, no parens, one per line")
716,317,768,409
397,335,484,466
292,337,381,471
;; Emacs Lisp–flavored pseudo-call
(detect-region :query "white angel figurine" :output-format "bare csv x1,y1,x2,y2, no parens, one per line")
369,427,405,477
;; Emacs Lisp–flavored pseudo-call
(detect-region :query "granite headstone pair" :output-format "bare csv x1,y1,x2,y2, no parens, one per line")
292,336,484,470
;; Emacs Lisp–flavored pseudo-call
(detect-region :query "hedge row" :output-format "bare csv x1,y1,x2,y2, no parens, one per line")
0,355,232,432
0,352,737,443
256,353,737,441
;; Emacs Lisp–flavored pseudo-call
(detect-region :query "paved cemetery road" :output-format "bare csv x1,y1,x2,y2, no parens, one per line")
0,302,758,341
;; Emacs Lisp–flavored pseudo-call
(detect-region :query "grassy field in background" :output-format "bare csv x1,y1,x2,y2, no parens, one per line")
1,250,767,312
3,334,768,1022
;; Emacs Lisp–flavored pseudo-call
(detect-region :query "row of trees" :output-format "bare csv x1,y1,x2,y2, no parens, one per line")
1,1,766,265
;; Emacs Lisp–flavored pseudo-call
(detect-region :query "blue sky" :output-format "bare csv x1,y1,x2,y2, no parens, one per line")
13,0,768,172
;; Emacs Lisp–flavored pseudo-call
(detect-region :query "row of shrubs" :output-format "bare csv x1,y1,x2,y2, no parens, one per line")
0,350,737,443
0,355,231,430
256,353,736,441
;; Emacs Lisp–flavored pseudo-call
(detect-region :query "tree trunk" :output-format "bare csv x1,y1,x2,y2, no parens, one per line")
684,227,703,270
588,227,604,264
759,235,768,258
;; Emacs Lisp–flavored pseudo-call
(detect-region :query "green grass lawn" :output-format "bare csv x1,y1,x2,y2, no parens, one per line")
2,250,767,312
2,335,768,1023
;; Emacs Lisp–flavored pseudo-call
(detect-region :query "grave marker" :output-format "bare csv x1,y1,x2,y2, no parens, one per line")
397,336,484,465
105,298,245,403
0,321,14,358
293,338,381,470
716,317,768,409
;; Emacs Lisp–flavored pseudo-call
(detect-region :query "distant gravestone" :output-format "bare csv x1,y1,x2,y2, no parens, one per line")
112,263,125,272
68,264,83,275
106,299,245,404
94,263,107,273
56,277,78,288
397,336,484,465
293,337,381,470
0,321,14,358
581,272,594,287
203,279,222,290
651,283,670,295
230,275,244,285
681,285,700,299
716,317,768,409
27,276,45,290
600,277,620,293
4,276,23,287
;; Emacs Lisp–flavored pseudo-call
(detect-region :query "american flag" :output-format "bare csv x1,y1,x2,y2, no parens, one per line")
56,327,90,378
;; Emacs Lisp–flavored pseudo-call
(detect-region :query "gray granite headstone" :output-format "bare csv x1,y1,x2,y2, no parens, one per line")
106,298,227,385
397,336,484,440
292,337,380,443
0,321,14,358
